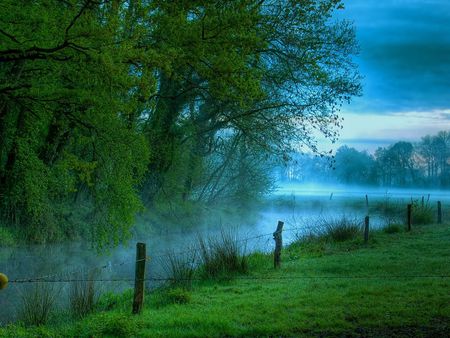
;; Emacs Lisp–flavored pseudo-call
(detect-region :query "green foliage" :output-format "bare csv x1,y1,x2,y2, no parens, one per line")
1,0,361,246
0,226,15,246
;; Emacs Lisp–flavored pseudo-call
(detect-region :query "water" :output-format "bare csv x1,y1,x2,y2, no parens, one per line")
1,184,448,325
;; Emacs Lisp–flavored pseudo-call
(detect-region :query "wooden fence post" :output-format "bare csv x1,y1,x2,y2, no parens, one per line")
132,242,146,314
273,221,284,269
407,204,412,231
364,216,370,243
437,201,442,224
365,194,369,209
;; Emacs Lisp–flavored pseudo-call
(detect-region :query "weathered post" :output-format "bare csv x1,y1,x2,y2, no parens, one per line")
437,201,442,224
365,194,369,209
132,242,146,314
364,216,370,243
407,204,412,231
273,221,284,269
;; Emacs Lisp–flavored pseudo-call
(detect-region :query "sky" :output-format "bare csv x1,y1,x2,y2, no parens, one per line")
333,0,450,152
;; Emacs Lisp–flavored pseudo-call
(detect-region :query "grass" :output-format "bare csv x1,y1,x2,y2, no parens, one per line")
383,223,402,234
2,223,449,337
161,249,197,290
68,271,98,319
17,283,58,327
197,229,248,279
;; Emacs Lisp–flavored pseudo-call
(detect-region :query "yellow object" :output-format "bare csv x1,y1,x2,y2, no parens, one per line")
0,273,8,290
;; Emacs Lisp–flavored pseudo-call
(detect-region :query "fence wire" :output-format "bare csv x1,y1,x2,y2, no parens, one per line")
2,219,449,286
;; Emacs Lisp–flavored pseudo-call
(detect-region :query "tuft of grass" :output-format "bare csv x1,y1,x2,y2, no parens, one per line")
69,270,98,319
197,228,248,279
317,216,361,242
165,287,191,304
383,223,402,234
411,199,434,225
18,283,57,326
161,249,197,290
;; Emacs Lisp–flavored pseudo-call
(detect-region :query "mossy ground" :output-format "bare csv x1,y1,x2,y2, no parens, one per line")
1,223,449,337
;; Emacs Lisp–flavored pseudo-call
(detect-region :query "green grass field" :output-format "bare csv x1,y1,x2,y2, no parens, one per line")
2,223,449,337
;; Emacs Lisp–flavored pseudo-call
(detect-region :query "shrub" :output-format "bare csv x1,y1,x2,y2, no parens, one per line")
69,270,98,318
18,283,57,326
198,228,248,279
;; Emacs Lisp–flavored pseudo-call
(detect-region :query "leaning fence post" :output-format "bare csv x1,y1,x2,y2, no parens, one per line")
364,216,370,243
437,201,442,224
273,221,284,269
407,204,412,231
132,242,146,314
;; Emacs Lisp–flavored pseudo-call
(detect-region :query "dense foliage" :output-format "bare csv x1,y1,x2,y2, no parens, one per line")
281,130,450,188
1,0,360,246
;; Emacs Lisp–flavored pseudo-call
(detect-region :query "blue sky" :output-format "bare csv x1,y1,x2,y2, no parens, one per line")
334,0,450,152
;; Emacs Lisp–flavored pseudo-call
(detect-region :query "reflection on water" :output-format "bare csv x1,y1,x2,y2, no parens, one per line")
1,186,448,325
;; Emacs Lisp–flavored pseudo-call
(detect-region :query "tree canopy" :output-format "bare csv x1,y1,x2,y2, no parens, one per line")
0,0,360,246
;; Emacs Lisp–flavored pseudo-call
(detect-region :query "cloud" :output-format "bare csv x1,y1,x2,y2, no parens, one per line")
340,0,450,113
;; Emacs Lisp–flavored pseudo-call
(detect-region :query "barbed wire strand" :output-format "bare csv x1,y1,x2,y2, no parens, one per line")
8,274,450,284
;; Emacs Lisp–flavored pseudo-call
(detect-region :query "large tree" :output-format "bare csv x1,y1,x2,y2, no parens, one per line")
140,0,361,205
1,0,361,245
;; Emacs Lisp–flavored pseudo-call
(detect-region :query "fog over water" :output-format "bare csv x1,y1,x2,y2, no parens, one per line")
1,182,449,324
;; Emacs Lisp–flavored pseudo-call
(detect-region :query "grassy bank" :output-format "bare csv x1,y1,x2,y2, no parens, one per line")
2,223,449,337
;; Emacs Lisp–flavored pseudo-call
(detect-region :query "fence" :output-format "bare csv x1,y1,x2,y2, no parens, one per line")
1,199,448,319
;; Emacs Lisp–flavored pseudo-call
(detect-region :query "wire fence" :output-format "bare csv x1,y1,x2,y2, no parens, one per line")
4,222,449,286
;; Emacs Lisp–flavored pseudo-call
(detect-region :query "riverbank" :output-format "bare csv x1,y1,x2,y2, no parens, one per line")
1,223,449,337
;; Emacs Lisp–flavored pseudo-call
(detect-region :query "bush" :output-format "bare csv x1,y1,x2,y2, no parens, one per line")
383,223,402,234
18,283,57,326
69,270,98,318
198,229,248,279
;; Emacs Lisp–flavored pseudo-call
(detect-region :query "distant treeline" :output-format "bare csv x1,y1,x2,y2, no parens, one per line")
278,131,450,188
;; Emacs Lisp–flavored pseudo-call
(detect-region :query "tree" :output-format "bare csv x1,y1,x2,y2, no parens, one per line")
418,131,450,187
0,0,151,246
374,142,416,187
140,0,361,205
1,0,361,245
334,146,375,184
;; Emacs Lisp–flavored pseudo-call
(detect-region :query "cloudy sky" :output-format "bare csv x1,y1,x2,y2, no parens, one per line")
335,0,450,152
